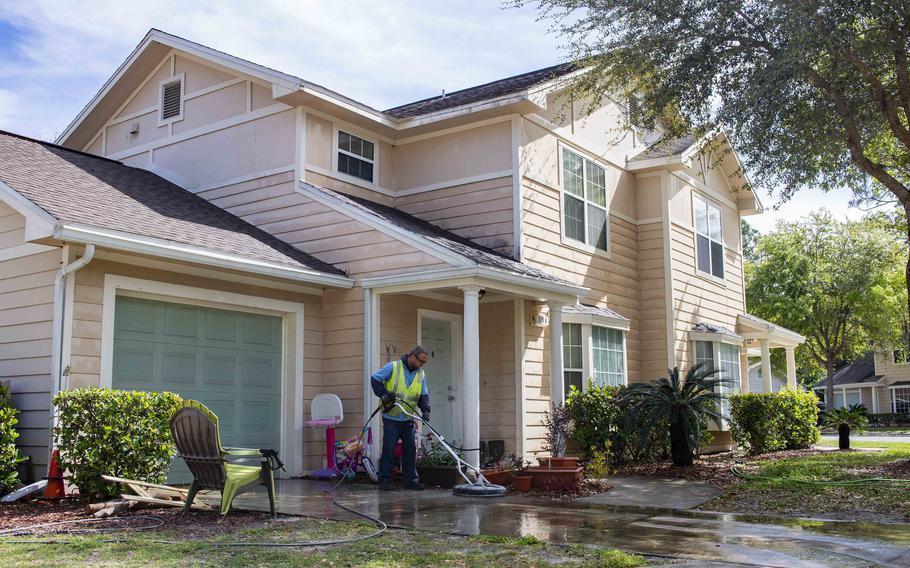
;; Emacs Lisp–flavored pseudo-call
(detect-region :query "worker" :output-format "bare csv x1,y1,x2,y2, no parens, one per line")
371,345,431,490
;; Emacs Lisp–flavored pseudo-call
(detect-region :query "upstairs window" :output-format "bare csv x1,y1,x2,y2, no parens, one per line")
561,148,608,252
693,194,724,279
159,76,183,123
337,130,375,183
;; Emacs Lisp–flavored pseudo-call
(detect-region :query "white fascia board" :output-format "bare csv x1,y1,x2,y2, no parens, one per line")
625,155,684,171
359,265,586,302
393,93,533,130
54,223,354,289
294,181,473,268
562,311,630,331
300,84,398,129
738,314,806,344
690,331,744,345
0,179,57,239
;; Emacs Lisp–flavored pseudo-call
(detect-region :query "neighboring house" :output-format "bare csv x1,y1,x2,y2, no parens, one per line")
0,29,805,481
812,352,910,414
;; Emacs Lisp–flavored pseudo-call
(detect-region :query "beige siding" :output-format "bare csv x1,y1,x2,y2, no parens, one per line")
637,220,669,381
395,176,514,255
0,204,60,481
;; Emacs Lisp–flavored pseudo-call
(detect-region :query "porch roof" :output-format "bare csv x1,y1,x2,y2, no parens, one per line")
298,181,582,295
690,322,744,344
736,313,805,347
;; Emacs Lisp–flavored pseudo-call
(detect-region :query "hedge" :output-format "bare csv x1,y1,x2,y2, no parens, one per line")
729,389,820,455
867,413,910,427
0,384,25,494
53,388,183,498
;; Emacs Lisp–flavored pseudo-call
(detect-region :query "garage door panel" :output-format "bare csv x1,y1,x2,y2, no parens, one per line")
111,296,285,482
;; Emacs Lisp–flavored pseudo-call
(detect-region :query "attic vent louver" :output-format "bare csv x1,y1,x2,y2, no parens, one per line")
161,79,182,121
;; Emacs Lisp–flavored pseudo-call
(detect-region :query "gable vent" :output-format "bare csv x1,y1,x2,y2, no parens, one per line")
161,79,182,120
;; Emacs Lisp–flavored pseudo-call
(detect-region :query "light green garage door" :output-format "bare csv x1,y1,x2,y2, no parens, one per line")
111,296,283,480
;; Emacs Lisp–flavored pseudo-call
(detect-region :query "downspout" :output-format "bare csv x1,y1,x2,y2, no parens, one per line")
49,243,95,429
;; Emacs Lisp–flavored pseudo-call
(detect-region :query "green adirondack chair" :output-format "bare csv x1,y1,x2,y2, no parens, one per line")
169,400,277,519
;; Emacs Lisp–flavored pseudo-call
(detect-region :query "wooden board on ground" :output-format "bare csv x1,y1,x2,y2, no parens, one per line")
101,475,188,499
122,494,215,511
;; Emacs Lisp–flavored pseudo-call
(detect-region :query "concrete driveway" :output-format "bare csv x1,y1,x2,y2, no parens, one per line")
224,479,910,568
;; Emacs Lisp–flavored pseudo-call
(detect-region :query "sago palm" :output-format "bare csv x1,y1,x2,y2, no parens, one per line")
820,404,868,450
621,362,731,467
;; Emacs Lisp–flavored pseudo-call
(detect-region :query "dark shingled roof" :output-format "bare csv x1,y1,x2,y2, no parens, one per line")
813,354,883,388
563,303,629,322
692,322,740,337
384,63,579,120
628,135,697,162
299,181,577,288
0,130,344,277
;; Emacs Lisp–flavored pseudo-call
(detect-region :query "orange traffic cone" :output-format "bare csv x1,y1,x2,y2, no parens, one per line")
44,449,65,499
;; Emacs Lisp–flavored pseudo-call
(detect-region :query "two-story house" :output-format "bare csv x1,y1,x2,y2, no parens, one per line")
0,29,805,481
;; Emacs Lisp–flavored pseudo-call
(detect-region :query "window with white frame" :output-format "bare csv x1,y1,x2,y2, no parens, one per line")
892,387,910,413
563,323,584,396
337,130,375,183
562,322,626,398
561,148,608,252
693,195,724,279
845,389,861,408
693,339,741,419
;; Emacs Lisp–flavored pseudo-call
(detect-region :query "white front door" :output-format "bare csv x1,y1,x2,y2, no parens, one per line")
418,311,461,445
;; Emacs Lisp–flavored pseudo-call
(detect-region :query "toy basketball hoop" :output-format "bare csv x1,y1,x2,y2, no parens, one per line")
305,393,343,478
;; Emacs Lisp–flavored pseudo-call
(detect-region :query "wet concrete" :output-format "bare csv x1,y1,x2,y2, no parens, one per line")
222,480,910,568
578,475,722,509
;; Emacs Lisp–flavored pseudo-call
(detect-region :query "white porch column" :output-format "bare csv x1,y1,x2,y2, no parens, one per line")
760,338,773,393
872,386,879,414
785,347,797,389
461,286,481,470
549,303,565,405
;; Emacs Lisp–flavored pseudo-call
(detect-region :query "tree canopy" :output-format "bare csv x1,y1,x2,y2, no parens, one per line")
518,0,910,320
746,213,906,402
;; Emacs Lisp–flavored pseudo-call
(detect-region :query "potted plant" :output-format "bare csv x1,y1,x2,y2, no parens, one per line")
508,453,533,492
621,363,731,467
537,401,578,469
416,439,465,487
480,456,513,485
821,404,869,450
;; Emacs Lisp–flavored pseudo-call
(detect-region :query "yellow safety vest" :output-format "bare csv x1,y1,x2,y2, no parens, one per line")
383,359,424,418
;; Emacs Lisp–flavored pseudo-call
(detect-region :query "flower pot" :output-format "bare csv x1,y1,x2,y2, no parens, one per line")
537,456,580,469
528,466,583,491
481,468,514,485
511,473,533,492
417,465,466,488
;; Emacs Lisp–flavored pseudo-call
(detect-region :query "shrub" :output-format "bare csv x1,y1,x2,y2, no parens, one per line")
566,383,622,461
0,384,26,495
53,388,183,498
730,389,820,455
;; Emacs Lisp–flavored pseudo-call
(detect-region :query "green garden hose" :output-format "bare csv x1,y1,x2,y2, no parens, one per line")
730,465,910,486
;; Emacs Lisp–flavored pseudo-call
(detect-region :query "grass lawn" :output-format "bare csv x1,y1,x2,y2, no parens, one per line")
704,440,910,522
0,515,651,568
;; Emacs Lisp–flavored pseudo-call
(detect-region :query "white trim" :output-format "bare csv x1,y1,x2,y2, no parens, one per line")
395,93,532,131
100,274,305,476
512,115,523,260
0,179,58,240
182,76,247,102
394,115,513,145
295,107,306,185
0,242,58,262
332,126,379,187
105,103,291,161
299,106,395,144
157,73,185,127
295,180,471,267
417,308,464,443
54,222,354,288
396,170,513,197
358,265,586,302
689,331,743,345
626,155,683,171
105,106,158,128
673,171,738,210
561,309,631,331
246,81,252,112
661,174,676,368
190,166,295,195
557,143,613,259
305,164,395,197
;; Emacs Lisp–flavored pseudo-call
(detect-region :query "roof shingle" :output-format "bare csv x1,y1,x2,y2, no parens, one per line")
0,130,344,277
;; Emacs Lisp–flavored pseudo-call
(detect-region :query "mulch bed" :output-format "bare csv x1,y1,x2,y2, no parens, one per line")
0,498,274,537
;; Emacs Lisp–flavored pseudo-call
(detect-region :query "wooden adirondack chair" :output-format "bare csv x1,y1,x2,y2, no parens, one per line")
169,400,277,519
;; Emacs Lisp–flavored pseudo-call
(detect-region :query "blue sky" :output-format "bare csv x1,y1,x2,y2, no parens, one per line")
0,0,862,232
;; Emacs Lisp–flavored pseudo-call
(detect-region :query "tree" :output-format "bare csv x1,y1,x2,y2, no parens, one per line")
516,1,910,324
741,219,760,262
747,214,905,405
621,363,729,467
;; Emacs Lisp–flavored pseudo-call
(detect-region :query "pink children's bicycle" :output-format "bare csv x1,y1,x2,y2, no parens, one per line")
334,427,379,483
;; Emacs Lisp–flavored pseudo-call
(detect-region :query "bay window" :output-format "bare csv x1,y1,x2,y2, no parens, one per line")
562,321,626,398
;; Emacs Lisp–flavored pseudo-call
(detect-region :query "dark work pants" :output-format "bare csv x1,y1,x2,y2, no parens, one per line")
379,417,417,484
